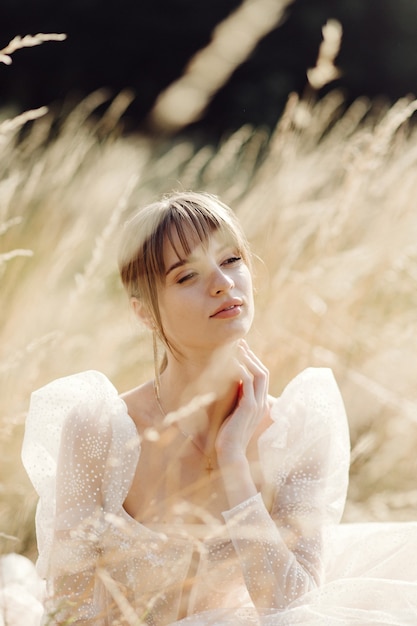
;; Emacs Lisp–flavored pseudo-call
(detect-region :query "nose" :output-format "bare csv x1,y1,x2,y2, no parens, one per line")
210,266,234,295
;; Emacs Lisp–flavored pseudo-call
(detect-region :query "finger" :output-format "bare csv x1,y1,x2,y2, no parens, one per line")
237,346,269,403
236,363,268,427
235,362,257,407
239,340,269,375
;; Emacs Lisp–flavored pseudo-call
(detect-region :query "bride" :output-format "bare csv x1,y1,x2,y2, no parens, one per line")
22,191,417,625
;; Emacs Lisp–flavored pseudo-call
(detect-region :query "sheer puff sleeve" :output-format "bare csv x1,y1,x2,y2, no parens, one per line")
222,367,350,610
21,370,140,623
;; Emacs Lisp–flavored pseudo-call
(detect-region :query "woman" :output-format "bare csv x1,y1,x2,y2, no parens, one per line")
22,192,417,625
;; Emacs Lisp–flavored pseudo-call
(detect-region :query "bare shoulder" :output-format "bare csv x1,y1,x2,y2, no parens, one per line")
120,380,156,431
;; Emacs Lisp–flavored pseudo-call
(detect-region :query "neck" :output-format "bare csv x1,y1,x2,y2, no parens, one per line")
157,343,241,449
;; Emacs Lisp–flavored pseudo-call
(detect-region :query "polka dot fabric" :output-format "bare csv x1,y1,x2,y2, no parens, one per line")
22,369,417,625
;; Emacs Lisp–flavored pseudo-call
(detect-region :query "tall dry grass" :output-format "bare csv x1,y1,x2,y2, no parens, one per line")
1,34,417,567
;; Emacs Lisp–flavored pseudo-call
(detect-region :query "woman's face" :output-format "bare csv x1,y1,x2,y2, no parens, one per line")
157,228,254,359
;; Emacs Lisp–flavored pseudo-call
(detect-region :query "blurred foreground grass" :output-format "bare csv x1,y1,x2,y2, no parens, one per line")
1,88,417,562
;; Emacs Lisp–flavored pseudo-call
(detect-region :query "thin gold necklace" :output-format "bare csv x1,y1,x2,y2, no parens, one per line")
153,381,214,476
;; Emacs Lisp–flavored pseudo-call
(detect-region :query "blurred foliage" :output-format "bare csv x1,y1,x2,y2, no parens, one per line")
1,0,417,137
2,87,417,555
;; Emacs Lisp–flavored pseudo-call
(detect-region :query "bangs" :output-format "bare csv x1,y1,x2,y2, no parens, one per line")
152,201,245,280
166,204,219,263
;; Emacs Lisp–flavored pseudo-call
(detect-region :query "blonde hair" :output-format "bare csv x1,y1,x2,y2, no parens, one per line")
118,191,252,359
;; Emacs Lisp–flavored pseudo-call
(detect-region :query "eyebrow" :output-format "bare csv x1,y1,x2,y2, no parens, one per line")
165,257,189,276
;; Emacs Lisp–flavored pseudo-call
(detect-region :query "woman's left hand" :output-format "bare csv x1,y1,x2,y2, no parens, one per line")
215,340,269,464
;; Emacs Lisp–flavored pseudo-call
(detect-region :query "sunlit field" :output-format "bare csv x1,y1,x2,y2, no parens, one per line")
1,28,417,572
2,86,417,565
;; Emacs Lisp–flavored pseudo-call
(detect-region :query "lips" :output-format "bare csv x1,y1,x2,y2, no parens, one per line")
210,299,243,317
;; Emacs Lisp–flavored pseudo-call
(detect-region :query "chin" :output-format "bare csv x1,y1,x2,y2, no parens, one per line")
219,326,251,347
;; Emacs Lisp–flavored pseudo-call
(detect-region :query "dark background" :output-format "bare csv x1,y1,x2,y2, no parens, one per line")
1,0,417,138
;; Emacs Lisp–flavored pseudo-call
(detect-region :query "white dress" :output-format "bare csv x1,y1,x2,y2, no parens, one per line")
21,368,417,625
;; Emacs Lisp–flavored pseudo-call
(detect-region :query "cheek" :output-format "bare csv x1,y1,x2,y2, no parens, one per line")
158,293,193,335
247,294,255,324
239,266,253,294
242,270,255,316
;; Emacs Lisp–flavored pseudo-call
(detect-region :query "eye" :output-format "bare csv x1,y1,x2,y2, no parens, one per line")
222,255,242,266
177,272,196,284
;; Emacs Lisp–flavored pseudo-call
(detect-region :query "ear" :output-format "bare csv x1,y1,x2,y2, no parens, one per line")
131,297,154,330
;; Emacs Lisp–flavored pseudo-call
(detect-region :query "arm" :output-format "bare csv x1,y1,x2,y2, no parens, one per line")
22,371,141,625
217,359,349,609
49,406,113,624
221,452,325,609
